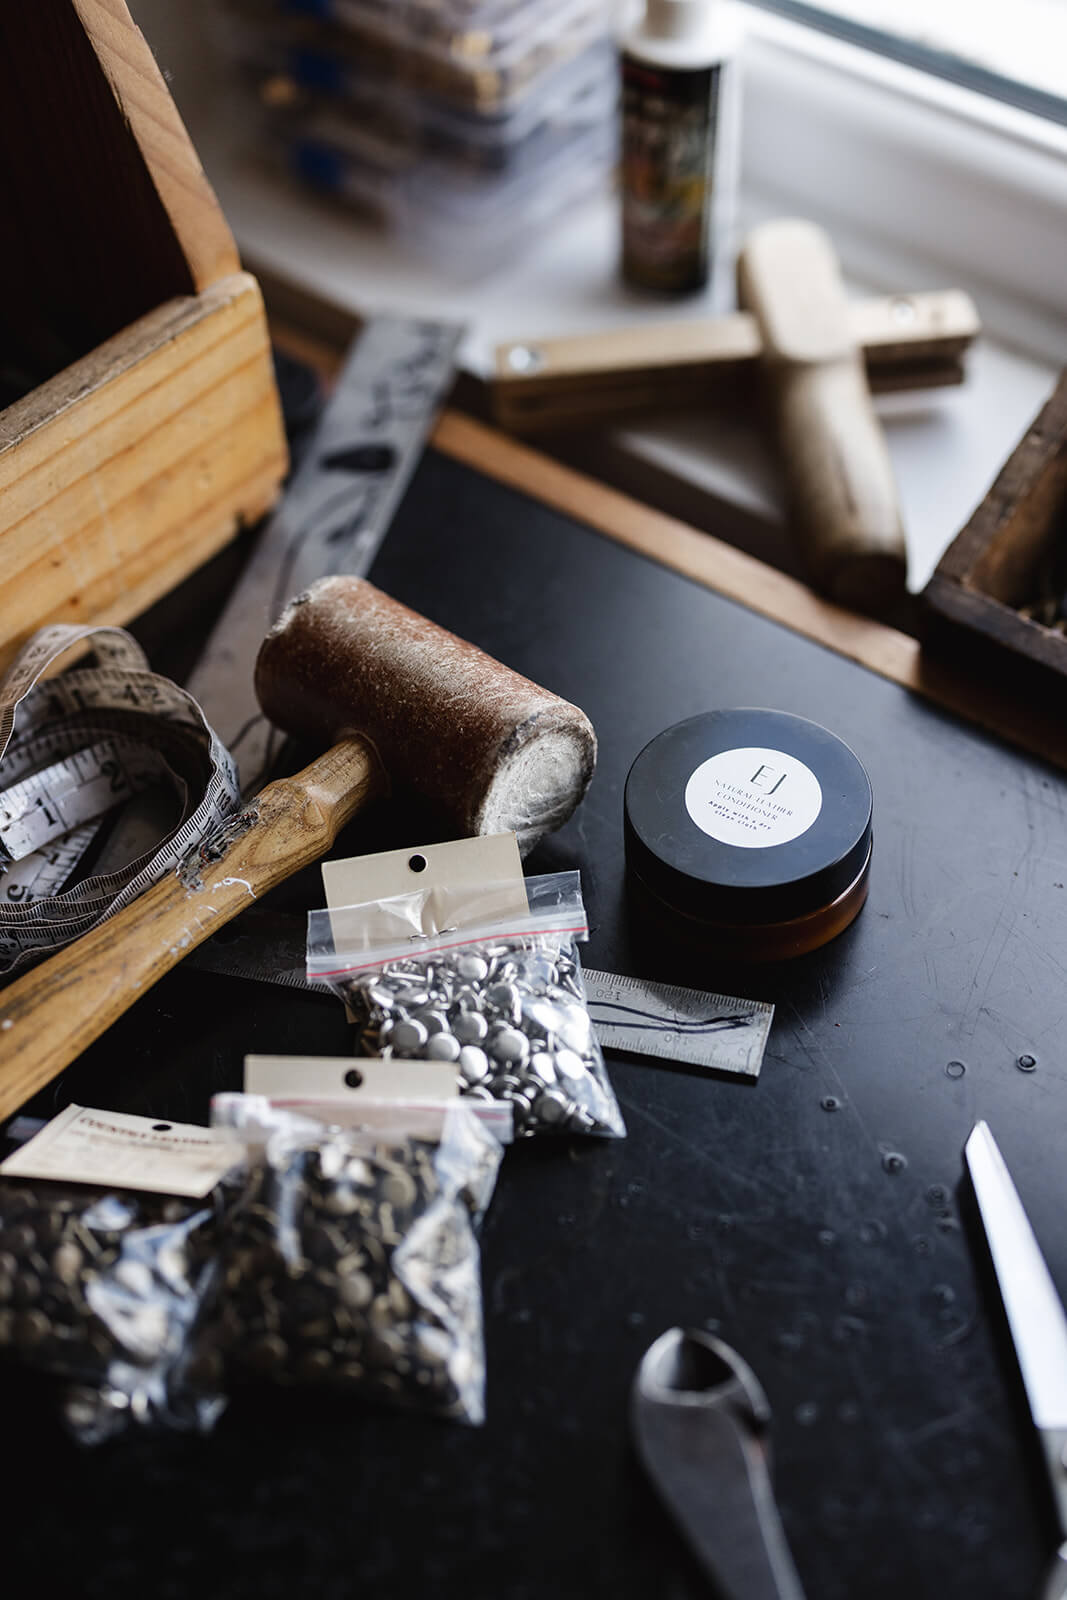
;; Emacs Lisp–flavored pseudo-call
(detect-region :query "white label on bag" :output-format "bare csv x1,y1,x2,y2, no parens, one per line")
244,1055,460,1101
0,1105,242,1196
322,833,527,917
684,746,822,849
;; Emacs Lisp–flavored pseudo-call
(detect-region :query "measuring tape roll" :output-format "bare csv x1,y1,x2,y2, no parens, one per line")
0,624,240,977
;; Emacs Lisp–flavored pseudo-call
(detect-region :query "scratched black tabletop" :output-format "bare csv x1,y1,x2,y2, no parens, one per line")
3,442,1065,1600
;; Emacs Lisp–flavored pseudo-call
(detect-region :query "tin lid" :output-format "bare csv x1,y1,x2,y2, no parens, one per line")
624,709,873,926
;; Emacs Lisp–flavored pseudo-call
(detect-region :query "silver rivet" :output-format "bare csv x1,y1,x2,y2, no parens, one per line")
555,1048,586,1081
453,1010,488,1045
528,1051,558,1086
534,1089,569,1124
391,1018,428,1054
425,1031,460,1062
458,1046,489,1084
489,1026,528,1065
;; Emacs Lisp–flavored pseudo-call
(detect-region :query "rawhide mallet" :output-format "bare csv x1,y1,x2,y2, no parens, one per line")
256,576,595,852
0,576,597,1120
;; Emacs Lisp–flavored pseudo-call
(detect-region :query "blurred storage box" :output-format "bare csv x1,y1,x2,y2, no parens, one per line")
0,0,288,675
213,0,620,269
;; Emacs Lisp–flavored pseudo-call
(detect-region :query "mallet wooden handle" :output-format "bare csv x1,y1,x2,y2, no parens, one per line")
0,737,381,1121
738,220,908,617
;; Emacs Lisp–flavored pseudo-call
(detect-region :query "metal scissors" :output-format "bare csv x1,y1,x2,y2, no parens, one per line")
632,1326,807,1599
965,1120,1067,1600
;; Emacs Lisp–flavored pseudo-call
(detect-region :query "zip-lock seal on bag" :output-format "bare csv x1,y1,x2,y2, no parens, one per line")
307,869,626,1139
206,1096,502,1424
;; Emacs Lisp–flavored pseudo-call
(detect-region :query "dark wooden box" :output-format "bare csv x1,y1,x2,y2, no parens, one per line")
922,369,1067,683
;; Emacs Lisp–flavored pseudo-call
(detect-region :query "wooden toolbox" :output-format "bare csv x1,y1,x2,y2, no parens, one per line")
922,368,1067,681
0,0,288,676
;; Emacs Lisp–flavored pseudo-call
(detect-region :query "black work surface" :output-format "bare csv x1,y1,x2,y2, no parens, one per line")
5,445,1067,1600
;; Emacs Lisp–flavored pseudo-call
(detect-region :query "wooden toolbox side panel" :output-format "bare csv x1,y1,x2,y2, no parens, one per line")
73,0,241,293
0,273,287,674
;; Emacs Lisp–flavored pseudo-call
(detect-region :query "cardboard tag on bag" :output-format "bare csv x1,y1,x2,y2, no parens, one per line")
0,1104,242,1197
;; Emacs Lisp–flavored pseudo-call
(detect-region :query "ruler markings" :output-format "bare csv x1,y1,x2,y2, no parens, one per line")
582,969,774,1079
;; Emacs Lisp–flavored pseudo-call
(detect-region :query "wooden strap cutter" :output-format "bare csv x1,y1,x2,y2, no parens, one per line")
492,288,978,435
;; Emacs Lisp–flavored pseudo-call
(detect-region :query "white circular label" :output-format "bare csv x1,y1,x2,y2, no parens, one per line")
684,746,823,849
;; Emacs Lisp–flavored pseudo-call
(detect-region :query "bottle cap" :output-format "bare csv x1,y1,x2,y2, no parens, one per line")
644,0,716,41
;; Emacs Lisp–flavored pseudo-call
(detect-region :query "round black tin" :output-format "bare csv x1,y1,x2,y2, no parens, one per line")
624,709,873,944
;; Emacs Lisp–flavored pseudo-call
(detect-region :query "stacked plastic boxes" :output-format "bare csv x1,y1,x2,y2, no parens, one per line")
216,0,622,268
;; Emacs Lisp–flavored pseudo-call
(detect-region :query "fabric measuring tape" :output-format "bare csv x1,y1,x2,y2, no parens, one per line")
0,623,239,977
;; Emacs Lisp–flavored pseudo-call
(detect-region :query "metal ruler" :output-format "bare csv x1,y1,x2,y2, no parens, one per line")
582,970,774,1079
189,928,774,1082
186,314,464,795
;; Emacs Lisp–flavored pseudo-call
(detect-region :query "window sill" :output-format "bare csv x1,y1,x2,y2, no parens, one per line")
140,0,1065,596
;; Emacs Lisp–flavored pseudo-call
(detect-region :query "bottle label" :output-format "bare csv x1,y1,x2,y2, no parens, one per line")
621,55,721,292
684,747,823,848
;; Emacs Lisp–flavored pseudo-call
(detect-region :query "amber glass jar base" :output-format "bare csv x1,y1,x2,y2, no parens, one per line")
628,846,871,963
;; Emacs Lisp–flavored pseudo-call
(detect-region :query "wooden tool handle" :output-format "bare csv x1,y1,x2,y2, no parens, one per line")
738,220,908,616
0,736,381,1122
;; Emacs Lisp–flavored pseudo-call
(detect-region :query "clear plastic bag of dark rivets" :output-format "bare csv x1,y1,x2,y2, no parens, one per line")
307,871,625,1140
0,1173,242,1444
204,1098,502,1425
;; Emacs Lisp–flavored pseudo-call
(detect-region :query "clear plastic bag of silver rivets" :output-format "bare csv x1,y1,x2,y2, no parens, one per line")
204,1097,503,1424
306,871,625,1140
0,1172,243,1444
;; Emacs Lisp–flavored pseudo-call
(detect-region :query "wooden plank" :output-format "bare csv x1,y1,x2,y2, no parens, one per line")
0,273,287,675
251,258,364,355
0,287,275,564
491,289,978,432
737,220,907,615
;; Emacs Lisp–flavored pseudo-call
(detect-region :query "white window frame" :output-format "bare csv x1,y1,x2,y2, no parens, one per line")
735,5,1067,357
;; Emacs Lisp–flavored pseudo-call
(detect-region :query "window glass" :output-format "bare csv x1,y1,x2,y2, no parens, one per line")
745,0,1067,123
